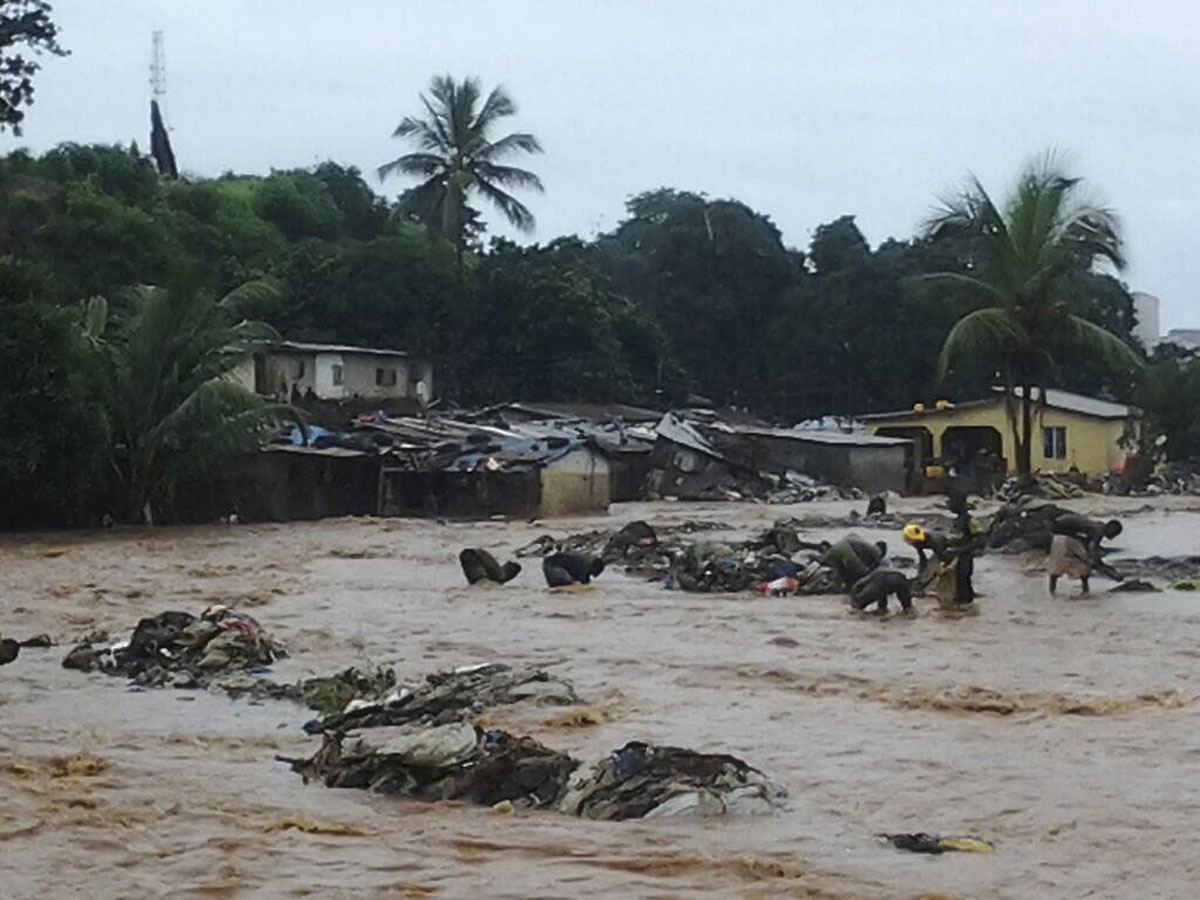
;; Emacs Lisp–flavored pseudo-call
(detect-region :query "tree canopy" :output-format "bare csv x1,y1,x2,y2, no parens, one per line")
379,75,543,260
0,0,66,134
919,156,1144,474
0,140,1170,526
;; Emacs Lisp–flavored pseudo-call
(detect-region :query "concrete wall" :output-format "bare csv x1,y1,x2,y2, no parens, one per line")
866,400,1133,475
539,448,611,516
252,351,433,402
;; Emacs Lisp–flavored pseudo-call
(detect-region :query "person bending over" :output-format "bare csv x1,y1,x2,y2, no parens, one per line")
542,552,605,588
459,548,521,585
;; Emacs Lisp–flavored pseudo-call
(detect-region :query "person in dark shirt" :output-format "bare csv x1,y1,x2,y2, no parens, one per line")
459,548,521,585
821,534,887,589
849,568,913,615
542,552,605,588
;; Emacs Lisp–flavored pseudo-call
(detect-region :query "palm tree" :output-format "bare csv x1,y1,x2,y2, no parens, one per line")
920,156,1143,476
83,281,300,523
378,75,543,263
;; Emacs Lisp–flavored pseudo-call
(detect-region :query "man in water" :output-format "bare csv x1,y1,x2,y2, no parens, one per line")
0,637,18,665
1047,515,1123,595
821,534,887,590
459,548,521,586
542,551,605,588
849,568,913,615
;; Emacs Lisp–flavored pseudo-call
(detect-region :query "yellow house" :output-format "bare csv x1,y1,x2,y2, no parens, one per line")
860,387,1138,476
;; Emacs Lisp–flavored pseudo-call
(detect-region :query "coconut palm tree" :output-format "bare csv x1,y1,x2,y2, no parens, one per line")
378,75,543,263
920,156,1143,476
83,281,300,523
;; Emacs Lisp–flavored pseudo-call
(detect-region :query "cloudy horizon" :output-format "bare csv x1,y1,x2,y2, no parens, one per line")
9,0,1197,329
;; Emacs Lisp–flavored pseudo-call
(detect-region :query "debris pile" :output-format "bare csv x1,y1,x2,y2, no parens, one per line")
558,741,787,820
987,498,1065,553
1106,556,1200,587
996,473,1085,501
281,661,787,821
516,520,728,582
288,723,578,810
314,662,580,733
764,470,864,504
220,666,397,715
285,726,785,820
61,607,285,687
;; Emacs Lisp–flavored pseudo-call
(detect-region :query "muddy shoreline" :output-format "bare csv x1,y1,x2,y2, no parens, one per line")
2,494,1199,898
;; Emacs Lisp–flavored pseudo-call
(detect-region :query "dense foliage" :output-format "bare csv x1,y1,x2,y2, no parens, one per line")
0,141,1168,526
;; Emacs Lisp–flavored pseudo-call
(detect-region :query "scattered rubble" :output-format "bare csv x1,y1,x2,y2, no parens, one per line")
61,607,285,687
559,741,787,820
997,473,1086,501
284,726,786,820
313,662,580,733
286,723,578,810
1108,556,1200,585
219,667,397,715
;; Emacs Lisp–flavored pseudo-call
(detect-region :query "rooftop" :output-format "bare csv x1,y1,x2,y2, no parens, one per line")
273,340,413,359
859,387,1136,422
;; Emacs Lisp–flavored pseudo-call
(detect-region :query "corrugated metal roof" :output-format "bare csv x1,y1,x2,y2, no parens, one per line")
994,387,1136,419
273,340,414,359
264,444,368,459
499,401,663,423
733,426,914,447
860,388,1137,422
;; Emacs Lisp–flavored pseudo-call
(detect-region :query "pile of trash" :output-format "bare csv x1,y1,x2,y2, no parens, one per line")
1106,556,1200,588
764,471,864,504
312,662,580,733
284,726,786,820
996,473,1085,501
559,741,787,820
287,722,578,810
279,660,787,820
62,606,285,687
516,520,727,582
220,666,397,715
986,497,1064,553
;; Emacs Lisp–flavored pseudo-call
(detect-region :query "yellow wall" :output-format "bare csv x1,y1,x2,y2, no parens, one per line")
867,400,1130,475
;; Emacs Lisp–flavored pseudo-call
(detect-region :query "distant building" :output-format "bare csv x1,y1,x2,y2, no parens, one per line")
232,341,434,403
860,387,1139,477
1130,292,1161,348
1161,329,1200,351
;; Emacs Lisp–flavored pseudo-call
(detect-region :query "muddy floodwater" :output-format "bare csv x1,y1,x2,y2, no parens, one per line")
3,495,1200,898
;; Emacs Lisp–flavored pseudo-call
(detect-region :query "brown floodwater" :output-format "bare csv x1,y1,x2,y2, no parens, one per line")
2,495,1199,899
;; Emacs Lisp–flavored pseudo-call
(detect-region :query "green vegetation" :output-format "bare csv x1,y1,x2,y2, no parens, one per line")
379,75,544,264
922,157,1144,475
0,74,1180,525
0,0,67,135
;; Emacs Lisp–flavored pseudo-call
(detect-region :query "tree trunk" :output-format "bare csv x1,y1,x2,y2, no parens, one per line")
1018,382,1034,478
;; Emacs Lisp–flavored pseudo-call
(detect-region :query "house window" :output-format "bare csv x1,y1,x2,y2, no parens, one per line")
376,367,397,387
1042,425,1067,460
331,364,344,386
290,359,306,379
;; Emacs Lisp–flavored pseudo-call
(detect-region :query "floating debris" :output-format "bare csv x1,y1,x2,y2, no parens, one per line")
314,663,580,733
558,741,788,820
881,832,994,854
61,607,285,687
285,724,578,810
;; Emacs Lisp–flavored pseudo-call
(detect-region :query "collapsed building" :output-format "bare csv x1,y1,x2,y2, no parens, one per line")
177,402,915,523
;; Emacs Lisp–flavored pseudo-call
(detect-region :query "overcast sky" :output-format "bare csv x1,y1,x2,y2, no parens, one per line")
10,1,1199,328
